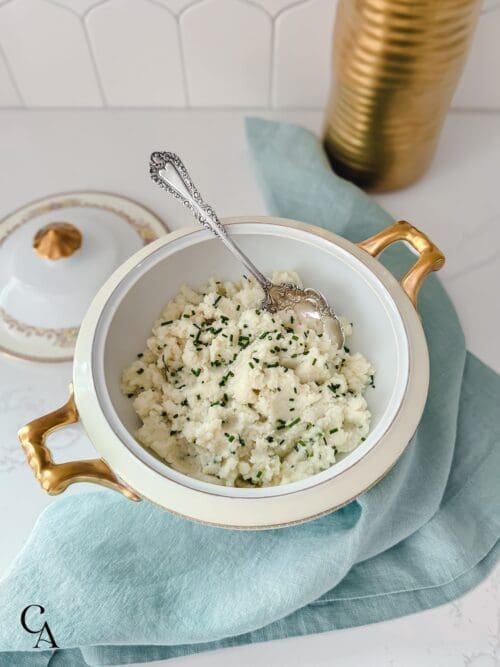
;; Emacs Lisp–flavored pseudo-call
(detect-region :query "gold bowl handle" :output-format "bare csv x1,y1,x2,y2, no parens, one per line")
357,220,445,306
18,385,139,501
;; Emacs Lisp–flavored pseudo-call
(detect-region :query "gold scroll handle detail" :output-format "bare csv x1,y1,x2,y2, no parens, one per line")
18,386,140,501
33,222,82,260
358,221,445,307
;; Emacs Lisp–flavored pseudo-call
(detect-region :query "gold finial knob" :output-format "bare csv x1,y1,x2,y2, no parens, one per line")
33,222,82,260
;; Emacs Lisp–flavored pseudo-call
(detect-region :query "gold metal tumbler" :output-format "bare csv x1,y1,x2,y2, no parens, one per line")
324,0,481,191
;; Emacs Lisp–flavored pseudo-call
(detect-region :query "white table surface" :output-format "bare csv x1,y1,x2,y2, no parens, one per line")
0,109,498,666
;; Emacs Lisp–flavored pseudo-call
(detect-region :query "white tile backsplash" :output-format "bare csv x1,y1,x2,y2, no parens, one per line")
154,0,202,15
0,0,102,107
86,0,186,106
49,0,105,16
0,0,496,109
181,0,271,106
250,0,307,17
0,47,21,106
452,3,500,109
273,0,336,108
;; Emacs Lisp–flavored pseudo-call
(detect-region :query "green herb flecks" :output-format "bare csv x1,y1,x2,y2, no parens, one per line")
219,371,234,387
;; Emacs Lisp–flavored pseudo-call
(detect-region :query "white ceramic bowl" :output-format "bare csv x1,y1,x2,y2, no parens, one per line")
19,217,444,529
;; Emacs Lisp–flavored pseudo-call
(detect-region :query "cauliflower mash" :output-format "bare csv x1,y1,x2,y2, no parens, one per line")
121,271,375,487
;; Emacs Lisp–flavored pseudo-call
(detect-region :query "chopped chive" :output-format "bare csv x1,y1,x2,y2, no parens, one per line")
312,358,317,365
238,335,251,349
329,428,338,434
136,368,144,375
249,362,255,369
213,295,222,307
170,430,178,436
264,361,279,368
256,471,262,479
219,371,234,387
161,320,173,326
191,368,202,377
236,304,241,311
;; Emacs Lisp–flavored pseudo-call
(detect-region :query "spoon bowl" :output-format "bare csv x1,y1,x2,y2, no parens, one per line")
150,151,345,347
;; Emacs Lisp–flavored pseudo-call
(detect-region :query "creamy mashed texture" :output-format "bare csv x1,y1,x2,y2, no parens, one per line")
121,271,375,487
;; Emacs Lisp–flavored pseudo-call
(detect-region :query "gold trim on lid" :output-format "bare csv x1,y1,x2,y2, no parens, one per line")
33,222,82,260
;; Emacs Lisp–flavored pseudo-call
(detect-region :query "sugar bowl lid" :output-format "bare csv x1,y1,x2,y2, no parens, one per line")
0,191,168,362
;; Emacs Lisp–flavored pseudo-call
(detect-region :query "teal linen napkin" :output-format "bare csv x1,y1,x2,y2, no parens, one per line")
0,118,498,666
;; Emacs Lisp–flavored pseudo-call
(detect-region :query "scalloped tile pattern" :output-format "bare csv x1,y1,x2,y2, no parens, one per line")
47,0,105,16
0,0,101,106
181,0,272,106
273,0,336,108
0,0,496,109
153,0,199,15
86,0,186,106
250,0,307,17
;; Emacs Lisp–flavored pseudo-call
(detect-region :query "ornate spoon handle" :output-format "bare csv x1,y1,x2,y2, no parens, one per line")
150,152,271,289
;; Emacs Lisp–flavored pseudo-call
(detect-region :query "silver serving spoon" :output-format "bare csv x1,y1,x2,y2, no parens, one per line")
149,152,344,347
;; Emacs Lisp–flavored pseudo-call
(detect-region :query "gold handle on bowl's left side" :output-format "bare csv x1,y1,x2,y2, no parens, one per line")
18,385,140,501
357,221,445,306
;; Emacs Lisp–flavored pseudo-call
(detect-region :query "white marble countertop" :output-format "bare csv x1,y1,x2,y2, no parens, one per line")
0,109,498,666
